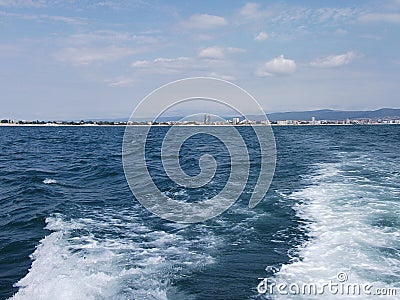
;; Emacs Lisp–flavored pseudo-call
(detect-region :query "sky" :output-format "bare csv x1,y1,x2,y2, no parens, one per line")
1,0,400,120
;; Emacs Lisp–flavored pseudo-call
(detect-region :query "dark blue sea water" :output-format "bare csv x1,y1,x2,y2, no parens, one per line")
0,125,399,299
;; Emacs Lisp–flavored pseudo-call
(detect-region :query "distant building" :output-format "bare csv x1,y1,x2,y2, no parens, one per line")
311,116,316,125
232,117,240,125
204,114,211,125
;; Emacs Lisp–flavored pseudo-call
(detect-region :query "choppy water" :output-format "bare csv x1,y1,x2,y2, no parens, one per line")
0,125,399,299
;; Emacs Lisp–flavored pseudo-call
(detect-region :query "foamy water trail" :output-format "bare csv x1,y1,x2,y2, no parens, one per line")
43,178,57,184
271,153,400,299
11,210,219,300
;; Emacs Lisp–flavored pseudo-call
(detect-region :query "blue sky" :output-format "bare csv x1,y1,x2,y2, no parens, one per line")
1,0,399,119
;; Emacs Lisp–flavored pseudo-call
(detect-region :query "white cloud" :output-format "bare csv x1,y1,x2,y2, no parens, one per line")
238,3,358,26
109,77,136,87
55,46,135,65
208,72,235,81
254,31,268,41
198,46,245,60
89,1,122,9
0,0,45,7
131,57,192,74
0,11,85,25
68,30,161,45
226,47,246,53
310,51,357,68
256,55,296,76
240,2,259,18
131,60,148,67
239,2,271,20
198,47,225,59
130,55,235,76
153,57,190,64
182,14,227,29
359,13,400,24
312,7,355,22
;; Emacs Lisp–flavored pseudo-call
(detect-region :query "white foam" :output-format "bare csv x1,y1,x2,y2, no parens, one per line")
272,159,400,299
43,178,57,184
11,211,219,300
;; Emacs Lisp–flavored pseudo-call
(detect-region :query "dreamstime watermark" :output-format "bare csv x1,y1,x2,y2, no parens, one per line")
122,77,276,223
257,272,398,297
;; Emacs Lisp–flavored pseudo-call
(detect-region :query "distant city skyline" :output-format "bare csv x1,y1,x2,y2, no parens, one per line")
1,0,400,119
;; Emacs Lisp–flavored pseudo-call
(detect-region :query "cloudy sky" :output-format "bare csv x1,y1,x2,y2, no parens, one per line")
1,0,399,119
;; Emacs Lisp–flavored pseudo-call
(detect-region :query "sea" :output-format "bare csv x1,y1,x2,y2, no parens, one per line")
0,125,399,299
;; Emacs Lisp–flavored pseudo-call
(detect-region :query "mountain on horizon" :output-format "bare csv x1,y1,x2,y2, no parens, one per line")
266,108,400,122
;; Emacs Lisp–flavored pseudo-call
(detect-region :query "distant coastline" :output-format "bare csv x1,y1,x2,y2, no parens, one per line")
2,108,400,127
1,122,399,127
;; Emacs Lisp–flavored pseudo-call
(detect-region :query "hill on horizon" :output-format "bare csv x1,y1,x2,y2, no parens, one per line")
266,108,400,121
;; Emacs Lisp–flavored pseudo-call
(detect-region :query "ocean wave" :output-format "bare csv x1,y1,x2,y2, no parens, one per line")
271,157,400,299
10,212,218,300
